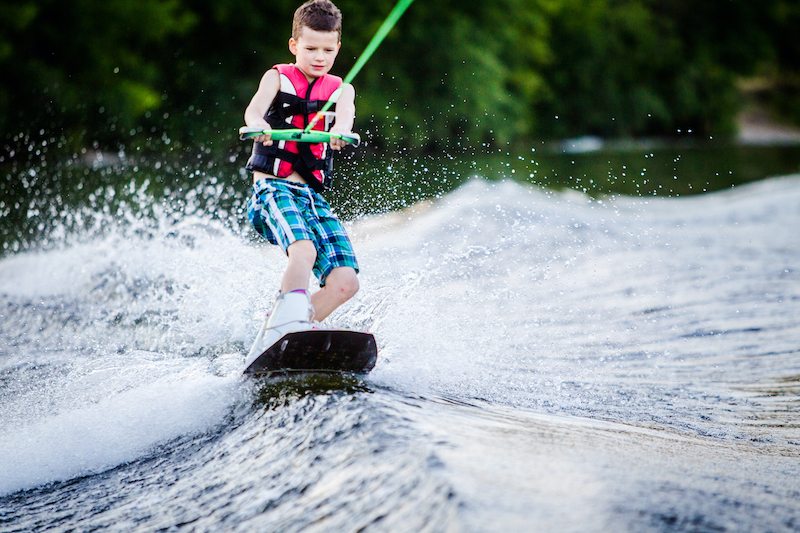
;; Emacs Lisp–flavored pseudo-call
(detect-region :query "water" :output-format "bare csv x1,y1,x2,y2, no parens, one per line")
1,154,800,531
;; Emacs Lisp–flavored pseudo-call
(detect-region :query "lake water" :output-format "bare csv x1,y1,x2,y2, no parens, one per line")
1,140,799,531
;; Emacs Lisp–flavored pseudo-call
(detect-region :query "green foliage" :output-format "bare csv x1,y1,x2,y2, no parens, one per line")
0,0,194,147
1,0,798,154
764,1,800,124
535,0,741,138
332,0,553,146
534,0,799,139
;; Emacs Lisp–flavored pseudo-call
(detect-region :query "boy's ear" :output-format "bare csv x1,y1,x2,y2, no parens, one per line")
288,37,298,56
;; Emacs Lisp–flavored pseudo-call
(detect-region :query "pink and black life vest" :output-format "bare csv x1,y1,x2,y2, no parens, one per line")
246,64,342,192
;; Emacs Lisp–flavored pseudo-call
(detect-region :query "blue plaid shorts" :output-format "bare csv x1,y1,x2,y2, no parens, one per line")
247,179,359,285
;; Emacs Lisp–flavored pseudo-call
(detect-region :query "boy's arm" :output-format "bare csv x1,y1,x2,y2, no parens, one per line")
329,83,355,151
244,69,281,145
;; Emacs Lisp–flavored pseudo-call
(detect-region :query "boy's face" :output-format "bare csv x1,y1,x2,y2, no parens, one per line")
289,27,341,81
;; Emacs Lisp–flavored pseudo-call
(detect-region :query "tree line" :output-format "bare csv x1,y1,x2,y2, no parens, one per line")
1,0,798,154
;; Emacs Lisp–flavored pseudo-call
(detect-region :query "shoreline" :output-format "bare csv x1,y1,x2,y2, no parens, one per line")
737,106,800,146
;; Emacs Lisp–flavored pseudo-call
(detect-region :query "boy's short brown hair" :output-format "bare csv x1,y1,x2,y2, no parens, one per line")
292,0,342,42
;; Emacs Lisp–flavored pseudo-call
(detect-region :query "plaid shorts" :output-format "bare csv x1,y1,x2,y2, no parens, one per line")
247,179,359,285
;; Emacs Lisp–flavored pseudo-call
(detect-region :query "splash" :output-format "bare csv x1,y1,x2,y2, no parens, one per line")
2,173,799,498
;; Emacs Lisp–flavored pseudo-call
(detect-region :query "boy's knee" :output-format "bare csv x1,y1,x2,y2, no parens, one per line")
341,273,359,300
329,268,359,301
287,239,316,264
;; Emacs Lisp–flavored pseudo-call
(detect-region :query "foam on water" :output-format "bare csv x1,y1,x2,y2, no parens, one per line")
0,215,261,495
0,358,240,495
1,173,799,521
347,177,800,439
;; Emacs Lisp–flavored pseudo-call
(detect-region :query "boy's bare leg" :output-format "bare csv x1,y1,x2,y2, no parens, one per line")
280,241,358,322
281,239,316,293
311,266,359,322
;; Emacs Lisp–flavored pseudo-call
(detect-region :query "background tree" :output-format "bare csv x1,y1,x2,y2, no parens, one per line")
0,0,195,149
1,0,798,155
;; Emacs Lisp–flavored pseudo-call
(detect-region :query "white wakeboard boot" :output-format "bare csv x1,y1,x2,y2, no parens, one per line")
244,289,315,368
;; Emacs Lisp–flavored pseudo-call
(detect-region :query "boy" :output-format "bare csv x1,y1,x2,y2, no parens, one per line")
243,0,359,364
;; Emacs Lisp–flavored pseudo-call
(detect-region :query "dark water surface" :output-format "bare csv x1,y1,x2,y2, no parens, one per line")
3,136,800,252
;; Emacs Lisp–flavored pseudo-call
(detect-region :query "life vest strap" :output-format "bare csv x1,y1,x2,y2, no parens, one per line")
271,97,335,123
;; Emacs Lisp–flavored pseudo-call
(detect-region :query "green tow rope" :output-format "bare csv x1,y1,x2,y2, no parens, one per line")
304,0,416,133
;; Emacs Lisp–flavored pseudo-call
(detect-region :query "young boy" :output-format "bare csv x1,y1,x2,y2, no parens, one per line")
243,0,359,364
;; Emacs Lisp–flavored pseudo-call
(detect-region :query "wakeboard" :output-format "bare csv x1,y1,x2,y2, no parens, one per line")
243,329,377,376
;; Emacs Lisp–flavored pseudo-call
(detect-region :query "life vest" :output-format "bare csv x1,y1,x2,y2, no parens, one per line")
246,64,342,192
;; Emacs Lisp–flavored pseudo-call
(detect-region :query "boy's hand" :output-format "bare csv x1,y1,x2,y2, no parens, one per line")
328,125,351,151
252,123,272,146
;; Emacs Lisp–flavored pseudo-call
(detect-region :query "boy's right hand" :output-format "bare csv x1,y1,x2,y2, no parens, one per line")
252,124,272,146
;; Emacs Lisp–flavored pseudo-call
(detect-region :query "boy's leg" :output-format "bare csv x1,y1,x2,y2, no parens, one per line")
310,266,359,322
281,239,317,293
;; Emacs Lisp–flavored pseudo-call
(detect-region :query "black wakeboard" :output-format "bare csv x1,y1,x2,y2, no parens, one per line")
243,329,377,376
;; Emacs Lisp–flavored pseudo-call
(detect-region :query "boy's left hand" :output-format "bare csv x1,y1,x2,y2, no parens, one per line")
328,126,351,151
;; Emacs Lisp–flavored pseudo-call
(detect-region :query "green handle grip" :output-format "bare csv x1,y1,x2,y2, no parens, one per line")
239,127,361,147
